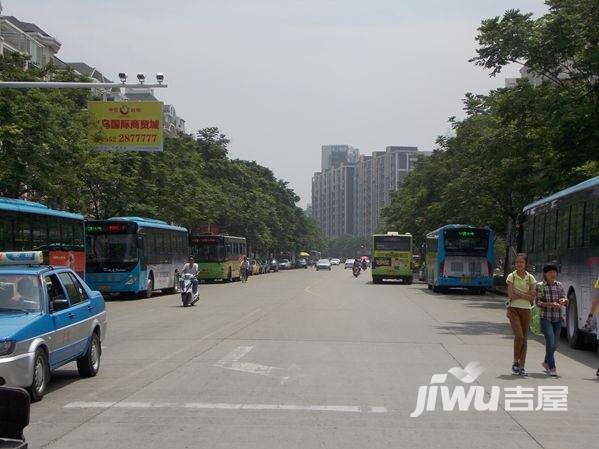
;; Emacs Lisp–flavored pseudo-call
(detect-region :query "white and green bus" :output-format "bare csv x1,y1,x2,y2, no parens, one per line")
190,234,247,282
371,232,413,284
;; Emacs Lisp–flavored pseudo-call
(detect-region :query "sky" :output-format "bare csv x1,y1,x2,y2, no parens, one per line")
4,0,548,207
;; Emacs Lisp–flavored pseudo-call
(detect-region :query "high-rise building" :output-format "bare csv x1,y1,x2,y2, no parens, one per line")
321,145,359,171
312,144,424,239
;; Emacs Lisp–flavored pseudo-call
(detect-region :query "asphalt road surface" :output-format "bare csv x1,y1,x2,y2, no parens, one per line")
27,267,599,449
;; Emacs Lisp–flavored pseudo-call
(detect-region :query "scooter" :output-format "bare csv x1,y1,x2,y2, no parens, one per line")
180,273,199,307
352,266,361,278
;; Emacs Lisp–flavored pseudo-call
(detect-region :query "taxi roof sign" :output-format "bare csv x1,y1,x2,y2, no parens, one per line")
0,251,44,265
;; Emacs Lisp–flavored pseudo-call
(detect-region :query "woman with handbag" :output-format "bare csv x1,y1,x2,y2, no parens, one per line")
535,264,568,377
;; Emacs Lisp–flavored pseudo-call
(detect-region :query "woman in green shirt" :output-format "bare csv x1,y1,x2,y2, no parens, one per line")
506,253,536,376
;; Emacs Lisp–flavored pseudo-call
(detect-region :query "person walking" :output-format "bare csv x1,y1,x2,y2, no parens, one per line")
535,264,568,377
506,253,536,376
240,257,250,283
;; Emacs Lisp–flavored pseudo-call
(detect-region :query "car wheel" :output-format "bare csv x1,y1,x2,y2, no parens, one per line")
28,348,49,402
566,292,583,349
77,333,101,378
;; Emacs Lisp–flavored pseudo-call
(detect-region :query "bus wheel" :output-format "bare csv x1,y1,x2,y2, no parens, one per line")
372,276,381,284
404,277,413,285
432,285,441,293
142,276,153,299
566,292,583,349
427,283,432,290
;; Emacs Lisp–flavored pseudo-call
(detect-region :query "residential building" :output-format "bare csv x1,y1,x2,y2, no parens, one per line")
312,144,423,239
0,12,61,68
321,145,359,171
124,88,186,136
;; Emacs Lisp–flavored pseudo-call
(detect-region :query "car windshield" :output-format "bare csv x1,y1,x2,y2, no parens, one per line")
318,259,329,264
0,274,42,313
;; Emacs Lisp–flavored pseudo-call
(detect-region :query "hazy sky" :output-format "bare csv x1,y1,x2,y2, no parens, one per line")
5,0,548,207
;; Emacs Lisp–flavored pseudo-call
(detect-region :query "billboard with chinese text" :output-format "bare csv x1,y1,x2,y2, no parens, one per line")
89,101,164,152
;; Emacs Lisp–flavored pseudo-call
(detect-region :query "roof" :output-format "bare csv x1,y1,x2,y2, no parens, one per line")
2,16,52,37
106,217,187,232
426,224,492,237
523,176,599,212
65,62,112,83
0,197,84,221
0,265,53,275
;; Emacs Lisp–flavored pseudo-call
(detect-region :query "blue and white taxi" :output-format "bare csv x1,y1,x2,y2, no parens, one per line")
0,252,107,401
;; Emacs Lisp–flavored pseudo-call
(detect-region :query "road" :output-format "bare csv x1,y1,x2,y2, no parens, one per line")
27,267,599,449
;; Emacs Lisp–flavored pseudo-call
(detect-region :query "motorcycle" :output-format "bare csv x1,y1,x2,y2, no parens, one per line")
179,273,199,307
352,265,361,278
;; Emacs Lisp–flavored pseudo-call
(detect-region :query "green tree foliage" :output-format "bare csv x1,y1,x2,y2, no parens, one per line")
384,0,599,248
324,235,371,259
0,53,322,254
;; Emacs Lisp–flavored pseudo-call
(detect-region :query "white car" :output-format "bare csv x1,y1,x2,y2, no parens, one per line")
344,259,355,269
316,259,332,271
330,258,341,265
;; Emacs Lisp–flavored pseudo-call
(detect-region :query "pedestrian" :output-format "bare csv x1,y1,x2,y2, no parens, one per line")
506,253,536,376
535,264,568,377
589,277,599,377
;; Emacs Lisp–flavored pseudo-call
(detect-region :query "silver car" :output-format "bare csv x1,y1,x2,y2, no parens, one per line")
316,259,332,271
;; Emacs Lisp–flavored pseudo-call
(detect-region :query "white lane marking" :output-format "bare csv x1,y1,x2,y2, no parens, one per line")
214,345,280,376
65,401,387,414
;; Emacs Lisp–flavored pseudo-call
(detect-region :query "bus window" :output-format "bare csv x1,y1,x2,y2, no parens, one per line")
32,215,48,250
15,217,32,251
0,211,14,250
592,198,599,246
557,206,570,250
544,209,556,251
569,202,584,248
534,213,545,252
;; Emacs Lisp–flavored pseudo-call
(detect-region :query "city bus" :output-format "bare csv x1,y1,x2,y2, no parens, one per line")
516,175,599,348
189,234,247,282
425,224,494,293
85,217,188,297
371,232,413,284
0,197,85,276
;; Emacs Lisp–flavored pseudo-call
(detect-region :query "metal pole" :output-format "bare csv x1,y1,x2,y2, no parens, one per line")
0,81,168,89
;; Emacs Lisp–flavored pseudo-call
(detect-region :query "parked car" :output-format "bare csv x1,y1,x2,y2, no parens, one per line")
330,258,341,266
259,260,271,274
344,258,355,269
295,258,308,269
316,259,332,271
249,259,261,275
0,251,108,402
418,263,427,282
278,259,292,270
270,259,279,272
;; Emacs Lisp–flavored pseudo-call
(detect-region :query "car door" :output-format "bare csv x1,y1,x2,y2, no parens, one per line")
44,273,76,368
57,272,92,358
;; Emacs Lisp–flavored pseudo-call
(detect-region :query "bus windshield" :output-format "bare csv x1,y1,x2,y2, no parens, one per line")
191,241,225,262
86,233,138,272
374,236,411,251
444,228,489,254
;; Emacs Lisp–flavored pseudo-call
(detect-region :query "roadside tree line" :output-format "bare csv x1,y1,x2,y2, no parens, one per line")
383,0,598,252
0,53,324,255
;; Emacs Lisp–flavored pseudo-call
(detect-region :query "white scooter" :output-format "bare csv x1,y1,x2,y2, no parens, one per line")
180,273,199,307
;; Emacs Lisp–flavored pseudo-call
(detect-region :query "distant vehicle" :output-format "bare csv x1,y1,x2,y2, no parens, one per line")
316,259,332,271
270,259,279,272
278,259,292,270
371,232,413,284
0,251,107,402
295,258,308,269
189,234,246,282
0,197,86,277
249,259,261,275
425,224,494,294
516,175,598,348
86,218,188,297
344,258,355,269
259,260,271,274
330,258,341,265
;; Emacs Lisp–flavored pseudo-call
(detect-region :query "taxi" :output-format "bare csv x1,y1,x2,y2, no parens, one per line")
0,252,107,402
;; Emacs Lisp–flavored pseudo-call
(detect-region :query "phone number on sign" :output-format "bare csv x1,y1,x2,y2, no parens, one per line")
100,134,160,143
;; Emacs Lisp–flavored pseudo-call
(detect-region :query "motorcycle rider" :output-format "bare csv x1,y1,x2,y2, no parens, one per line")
353,258,361,275
361,258,367,271
181,256,199,295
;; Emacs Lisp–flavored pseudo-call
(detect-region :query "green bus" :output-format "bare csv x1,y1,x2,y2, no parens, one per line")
189,234,247,282
371,232,413,284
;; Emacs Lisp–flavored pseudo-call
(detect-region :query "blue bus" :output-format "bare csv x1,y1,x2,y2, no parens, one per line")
0,197,85,276
517,176,598,348
85,217,189,297
425,224,495,293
